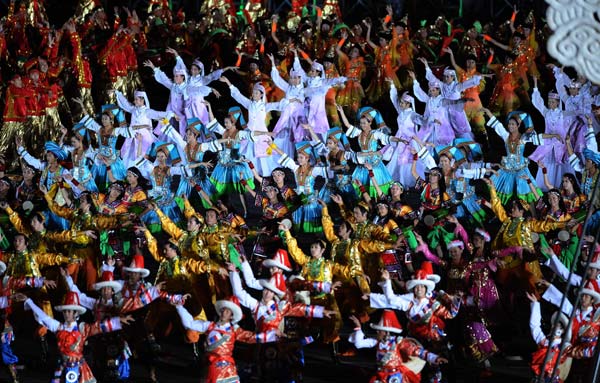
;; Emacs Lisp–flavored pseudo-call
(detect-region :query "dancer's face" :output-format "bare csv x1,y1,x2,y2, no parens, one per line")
190,65,200,76
252,89,263,101
359,117,372,131
413,285,427,298
156,151,167,164
548,98,559,109
187,217,201,232
580,293,593,308
297,152,309,166
220,308,233,322
174,74,185,84
428,87,440,97
449,246,463,263
101,114,113,127
134,96,145,107
62,310,76,323
205,210,218,226
507,119,519,133
310,243,325,259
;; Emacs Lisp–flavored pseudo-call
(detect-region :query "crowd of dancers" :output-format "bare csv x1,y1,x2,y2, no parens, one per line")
0,0,599,382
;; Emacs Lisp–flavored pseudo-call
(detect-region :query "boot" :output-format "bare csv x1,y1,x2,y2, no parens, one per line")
192,341,202,363
330,341,340,365
8,364,18,383
40,336,48,365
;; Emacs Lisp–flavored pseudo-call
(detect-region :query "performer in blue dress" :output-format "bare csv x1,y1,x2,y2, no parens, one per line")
481,108,549,203
337,106,401,197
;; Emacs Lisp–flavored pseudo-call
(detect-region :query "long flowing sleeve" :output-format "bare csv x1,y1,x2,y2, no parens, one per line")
229,85,252,110
115,91,134,114
153,68,174,89
24,298,60,332
412,80,429,103
270,67,290,93
144,229,161,262
17,147,44,171
532,88,548,116
176,305,211,332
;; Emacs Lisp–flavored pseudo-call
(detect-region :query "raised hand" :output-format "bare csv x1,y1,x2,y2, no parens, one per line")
349,315,361,328
143,60,155,69
119,315,135,325
43,279,57,289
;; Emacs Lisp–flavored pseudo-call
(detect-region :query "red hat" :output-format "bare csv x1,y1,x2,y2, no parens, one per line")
263,249,292,272
94,270,122,293
55,291,87,315
581,281,600,304
370,310,403,334
123,254,150,278
215,296,243,324
259,273,287,298
406,261,439,293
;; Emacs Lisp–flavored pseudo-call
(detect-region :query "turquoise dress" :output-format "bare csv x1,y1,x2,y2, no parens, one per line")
79,115,128,191
204,122,255,196
487,116,542,203
345,126,394,197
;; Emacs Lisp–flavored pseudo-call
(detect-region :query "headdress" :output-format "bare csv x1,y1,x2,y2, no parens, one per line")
55,291,86,315
263,249,292,272
134,90,150,109
215,296,243,323
123,254,150,278
370,310,403,334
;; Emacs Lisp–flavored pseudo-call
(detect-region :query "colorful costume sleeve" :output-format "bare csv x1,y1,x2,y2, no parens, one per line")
156,208,184,240
44,230,90,246
85,317,123,337
44,189,76,220
281,301,325,318
235,327,278,344
6,207,31,235
486,115,509,141
34,252,69,267
284,230,310,266
321,207,340,243
182,258,220,274
489,186,508,223
144,229,161,262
